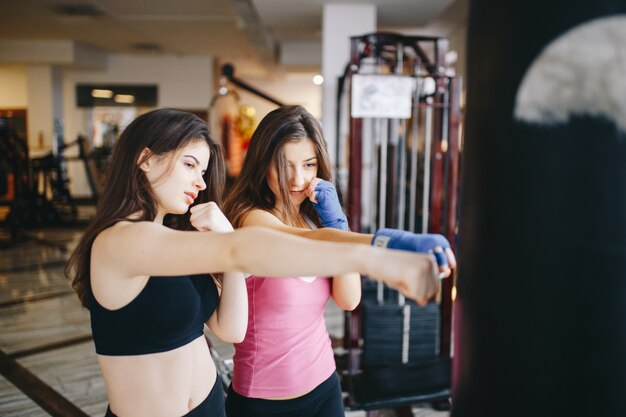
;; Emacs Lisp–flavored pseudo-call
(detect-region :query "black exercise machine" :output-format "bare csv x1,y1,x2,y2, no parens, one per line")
0,118,101,245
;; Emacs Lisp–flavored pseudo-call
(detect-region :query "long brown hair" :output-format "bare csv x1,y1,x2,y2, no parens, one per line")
66,108,225,307
224,105,332,228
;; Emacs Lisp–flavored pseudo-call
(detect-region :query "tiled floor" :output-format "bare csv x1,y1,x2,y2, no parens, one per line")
0,222,450,417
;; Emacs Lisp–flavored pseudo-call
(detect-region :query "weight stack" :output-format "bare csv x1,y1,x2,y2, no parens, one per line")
362,300,440,365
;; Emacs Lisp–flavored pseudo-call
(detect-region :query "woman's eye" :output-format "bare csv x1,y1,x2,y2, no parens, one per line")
185,162,195,169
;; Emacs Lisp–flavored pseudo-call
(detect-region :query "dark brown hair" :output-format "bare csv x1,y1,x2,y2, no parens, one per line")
66,108,225,307
223,105,332,228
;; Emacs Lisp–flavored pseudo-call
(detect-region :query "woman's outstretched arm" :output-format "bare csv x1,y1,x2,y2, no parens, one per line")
94,221,439,304
240,208,362,310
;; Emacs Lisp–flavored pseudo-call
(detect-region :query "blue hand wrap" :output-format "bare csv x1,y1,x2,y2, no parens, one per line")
371,228,450,266
311,180,349,230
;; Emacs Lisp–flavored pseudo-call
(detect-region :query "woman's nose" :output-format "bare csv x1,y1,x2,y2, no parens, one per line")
291,169,305,187
195,174,207,191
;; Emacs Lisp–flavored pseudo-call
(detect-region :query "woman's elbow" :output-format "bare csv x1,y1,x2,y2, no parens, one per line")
210,320,248,344
227,334,246,344
345,298,361,311
219,328,246,344
332,275,362,311
335,296,361,312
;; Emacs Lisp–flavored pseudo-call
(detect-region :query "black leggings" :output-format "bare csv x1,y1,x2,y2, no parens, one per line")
225,372,344,417
105,376,225,417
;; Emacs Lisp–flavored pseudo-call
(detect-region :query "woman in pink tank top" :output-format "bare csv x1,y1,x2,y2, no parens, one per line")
221,105,359,417
219,105,456,417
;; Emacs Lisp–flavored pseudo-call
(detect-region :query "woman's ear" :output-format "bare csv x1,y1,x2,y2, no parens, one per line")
137,147,153,172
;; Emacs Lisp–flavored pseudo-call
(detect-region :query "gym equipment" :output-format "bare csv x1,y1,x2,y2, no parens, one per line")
0,118,100,245
0,119,29,243
362,296,439,365
28,123,100,226
334,32,462,414
220,63,285,107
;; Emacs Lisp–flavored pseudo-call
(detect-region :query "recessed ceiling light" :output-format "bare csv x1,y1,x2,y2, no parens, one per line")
114,94,135,104
91,89,113,98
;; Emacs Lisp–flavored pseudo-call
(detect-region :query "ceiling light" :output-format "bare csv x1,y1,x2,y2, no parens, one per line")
91,89,113,98
114,94,135,104
313,75,324,85
445,50,458,65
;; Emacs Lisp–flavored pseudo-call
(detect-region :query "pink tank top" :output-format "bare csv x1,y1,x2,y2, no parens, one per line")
231,275,337,398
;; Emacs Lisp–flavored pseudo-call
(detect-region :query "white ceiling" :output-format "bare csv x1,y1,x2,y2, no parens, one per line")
0,0,465,75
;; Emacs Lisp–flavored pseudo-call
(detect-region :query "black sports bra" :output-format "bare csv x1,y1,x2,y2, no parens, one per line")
89,274,219,356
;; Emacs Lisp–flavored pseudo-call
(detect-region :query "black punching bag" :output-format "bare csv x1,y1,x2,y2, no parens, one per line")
453,1,626,416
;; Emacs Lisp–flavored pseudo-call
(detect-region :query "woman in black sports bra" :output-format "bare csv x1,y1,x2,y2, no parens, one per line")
66,108,443,417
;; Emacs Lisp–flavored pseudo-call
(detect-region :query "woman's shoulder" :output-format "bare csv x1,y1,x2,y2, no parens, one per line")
100,219,161,235
93,220,166,251
240,208,283,228
242,209,315,233
91,220,180,278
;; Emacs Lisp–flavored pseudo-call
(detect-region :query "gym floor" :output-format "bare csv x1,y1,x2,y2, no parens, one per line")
0,215,449,417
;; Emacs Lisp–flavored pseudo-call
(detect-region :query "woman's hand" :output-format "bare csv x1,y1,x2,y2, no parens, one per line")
190,202,234,232
306,178,349,230
371,229,457,279
306,177,322,203
367,249,440,305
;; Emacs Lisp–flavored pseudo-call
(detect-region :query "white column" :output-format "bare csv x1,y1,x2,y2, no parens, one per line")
26,65,58,151
321,4,376,164
51,66,64,147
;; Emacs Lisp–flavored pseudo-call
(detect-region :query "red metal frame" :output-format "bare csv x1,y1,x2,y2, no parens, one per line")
339,32,463,412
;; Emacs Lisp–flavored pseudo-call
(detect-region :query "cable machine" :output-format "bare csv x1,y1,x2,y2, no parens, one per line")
335,32,462,414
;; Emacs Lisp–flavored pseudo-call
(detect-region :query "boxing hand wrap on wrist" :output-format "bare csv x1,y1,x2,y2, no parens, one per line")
372,228,450,267
311,180,349,230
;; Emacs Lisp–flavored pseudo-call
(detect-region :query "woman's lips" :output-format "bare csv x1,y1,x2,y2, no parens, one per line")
184,192,197,204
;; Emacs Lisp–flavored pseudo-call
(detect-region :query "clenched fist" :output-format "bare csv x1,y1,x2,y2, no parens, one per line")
190,202,234,233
